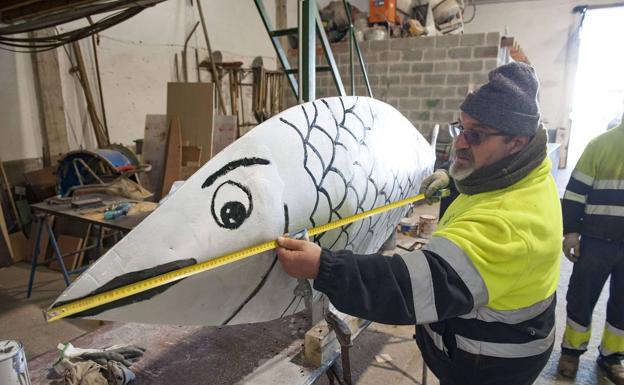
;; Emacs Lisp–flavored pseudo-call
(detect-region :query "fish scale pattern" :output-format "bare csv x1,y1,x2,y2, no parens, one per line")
280,97,424,255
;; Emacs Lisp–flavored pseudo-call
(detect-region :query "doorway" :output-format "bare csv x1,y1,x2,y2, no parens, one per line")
568,6,624,169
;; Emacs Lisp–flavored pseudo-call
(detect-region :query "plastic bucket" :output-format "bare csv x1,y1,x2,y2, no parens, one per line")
417,214,437,239
0,340,31,385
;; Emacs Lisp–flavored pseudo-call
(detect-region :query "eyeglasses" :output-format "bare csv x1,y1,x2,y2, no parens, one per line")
449,121,509,146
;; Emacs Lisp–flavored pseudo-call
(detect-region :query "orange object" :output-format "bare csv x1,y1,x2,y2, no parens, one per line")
369,0,397,24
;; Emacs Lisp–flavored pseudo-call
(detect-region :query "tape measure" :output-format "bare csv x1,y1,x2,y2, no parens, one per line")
46,189,448,322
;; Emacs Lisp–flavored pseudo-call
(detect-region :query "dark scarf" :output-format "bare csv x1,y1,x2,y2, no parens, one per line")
454,128,547,195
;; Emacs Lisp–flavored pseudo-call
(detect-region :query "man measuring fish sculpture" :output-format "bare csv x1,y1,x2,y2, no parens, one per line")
47,60,560,385
277,62,562,385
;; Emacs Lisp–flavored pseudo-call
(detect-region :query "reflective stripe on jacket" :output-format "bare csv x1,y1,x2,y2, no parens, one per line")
563,122,624,240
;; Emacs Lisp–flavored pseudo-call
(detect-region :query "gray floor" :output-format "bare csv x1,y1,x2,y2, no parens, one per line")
0,199,615,385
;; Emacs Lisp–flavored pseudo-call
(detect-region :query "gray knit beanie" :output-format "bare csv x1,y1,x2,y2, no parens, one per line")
460,62,540,136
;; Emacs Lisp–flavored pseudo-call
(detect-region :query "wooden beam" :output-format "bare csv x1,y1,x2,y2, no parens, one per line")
72,41,110,147
161,117,182,198
304,311,369,367
0,159,22,232
30,28,70,166
0,202,15,267
141,115,168,201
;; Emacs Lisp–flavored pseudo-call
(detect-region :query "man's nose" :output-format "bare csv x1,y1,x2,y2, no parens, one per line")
454,131,470,150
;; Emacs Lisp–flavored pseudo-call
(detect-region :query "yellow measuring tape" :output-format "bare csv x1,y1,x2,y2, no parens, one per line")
47,191,442,322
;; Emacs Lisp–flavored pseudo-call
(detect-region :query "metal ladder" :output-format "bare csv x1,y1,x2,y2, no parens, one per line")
254,0,372,103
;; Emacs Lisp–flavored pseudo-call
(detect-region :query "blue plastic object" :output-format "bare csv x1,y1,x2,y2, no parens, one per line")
103,202,132,220
56,149,134,197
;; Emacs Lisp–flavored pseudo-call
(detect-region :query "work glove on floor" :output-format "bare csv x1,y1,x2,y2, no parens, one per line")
419,169,450,204
104,361,136,385
563,233,581,263
58,343,145,367
82,346,145,367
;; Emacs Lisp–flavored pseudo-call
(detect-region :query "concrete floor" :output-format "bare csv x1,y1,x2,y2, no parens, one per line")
0,202,615,385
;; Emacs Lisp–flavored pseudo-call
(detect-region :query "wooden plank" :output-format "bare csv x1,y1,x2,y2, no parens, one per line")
23,166,57,202
0,202,15,267
72,41,109,147
9,232,30,263
141,115,168,200
212,115,238,156
0,158,22,231
73,224,92,269
181,144,202,180
166,82,215,165
304,311,369,367
30,28,70,165
181,145,202,166
161,117,182,198
26,216,52,263
48,234,83,272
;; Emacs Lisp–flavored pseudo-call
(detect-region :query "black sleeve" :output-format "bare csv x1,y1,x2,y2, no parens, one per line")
313,249,416,325
423,250,474,320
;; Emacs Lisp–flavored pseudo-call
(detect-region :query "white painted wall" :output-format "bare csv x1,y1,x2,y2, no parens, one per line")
0,45,43,162
463,0,611,134
3,0,612,163
0,0,278,161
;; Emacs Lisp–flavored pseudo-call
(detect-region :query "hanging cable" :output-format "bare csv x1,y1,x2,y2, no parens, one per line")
0,0,166,52
463,0,477,24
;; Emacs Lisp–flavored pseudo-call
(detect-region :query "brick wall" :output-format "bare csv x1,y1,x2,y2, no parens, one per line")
289,32,502,140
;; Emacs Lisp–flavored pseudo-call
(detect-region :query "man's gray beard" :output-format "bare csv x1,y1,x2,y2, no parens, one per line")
449,160,475,181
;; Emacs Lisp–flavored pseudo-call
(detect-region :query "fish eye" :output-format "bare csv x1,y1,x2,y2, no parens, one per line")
211,181,253,229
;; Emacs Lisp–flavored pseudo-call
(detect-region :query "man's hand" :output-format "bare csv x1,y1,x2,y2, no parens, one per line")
419,169,450,204
563,233,581,263
276,236,321,279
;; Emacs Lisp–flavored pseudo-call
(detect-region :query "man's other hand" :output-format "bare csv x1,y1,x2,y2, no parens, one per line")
276,236,321,279
563,233,581,263
420,169,450,204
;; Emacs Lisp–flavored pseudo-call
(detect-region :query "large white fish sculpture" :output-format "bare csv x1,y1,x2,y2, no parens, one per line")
50,96,435,326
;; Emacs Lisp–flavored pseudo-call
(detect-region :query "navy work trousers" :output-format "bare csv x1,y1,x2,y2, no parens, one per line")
564,236,624,359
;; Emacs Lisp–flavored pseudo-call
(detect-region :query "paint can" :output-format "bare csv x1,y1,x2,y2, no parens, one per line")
417,214,437,239
399,218,413,234
0,340,31,385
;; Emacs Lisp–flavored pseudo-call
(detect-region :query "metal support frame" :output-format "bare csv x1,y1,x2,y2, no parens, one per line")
254,0,299,98
342,0,372,97
299,0,315,102
26,214,103,298
255,0,346,102
315,6,346,98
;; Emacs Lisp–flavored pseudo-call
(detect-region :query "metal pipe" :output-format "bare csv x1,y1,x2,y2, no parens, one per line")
87,16,109,136
183,21,200,82
196,0,227,114
342,0,355,95
301,0,316,103
343,1,372,97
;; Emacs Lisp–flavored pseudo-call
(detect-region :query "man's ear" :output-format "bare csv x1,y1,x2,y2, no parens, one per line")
507,136,530,155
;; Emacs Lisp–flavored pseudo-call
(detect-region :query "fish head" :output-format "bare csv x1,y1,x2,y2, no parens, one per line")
148,141,289,265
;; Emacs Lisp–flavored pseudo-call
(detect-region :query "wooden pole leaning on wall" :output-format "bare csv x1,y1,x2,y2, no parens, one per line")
195,0,227,114
87,16,109,136
182,22,200,82
161,117,182,199
71,41,110,148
